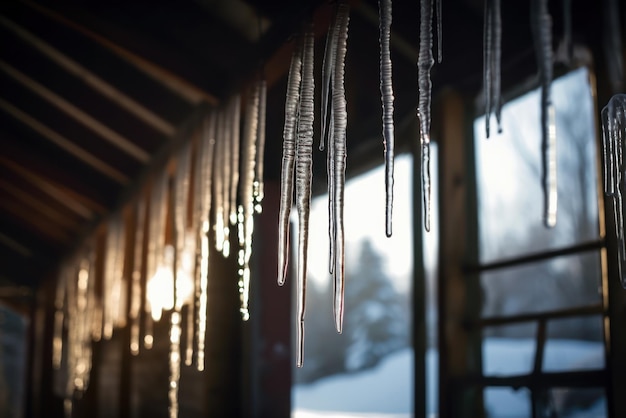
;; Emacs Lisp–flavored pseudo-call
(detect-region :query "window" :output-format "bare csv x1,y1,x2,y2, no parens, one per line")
473,68,606,417
292,155,414,418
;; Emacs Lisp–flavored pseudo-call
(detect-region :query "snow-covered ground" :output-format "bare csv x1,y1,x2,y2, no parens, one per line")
293,338,605,418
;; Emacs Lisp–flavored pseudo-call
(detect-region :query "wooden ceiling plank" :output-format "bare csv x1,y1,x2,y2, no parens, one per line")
21,0,219,107
0,232,33,258
0,97,129,184
0,201,72,244
0,60,150,163
0,181,80,230
0,15,176,136
0,156,93,219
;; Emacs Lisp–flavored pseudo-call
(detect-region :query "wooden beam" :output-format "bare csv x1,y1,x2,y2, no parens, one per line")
0,97,129,184
436,90,483,418
0,200,72,244
0,180,80,230
0,156,94,219
0,60,149,162
20,0,219,106
0,15,176,136
0,231,33,257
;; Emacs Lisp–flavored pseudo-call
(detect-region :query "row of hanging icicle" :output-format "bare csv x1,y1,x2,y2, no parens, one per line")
277,0,618,366
52,79,267,418
51,0,626,415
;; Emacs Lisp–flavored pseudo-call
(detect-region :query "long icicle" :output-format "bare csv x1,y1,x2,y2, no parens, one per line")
238,83,260,320
254,79,267,213
229,96,241,225
52,266,67,370
130,195,146,356
332,3,350,334
418,0,434,232
602,95,626,287
214,110,226,253
324,9,340,275
278,36,303,286
483,0,493,138
295,24,315,367
197,112,216,370
436,0,442,64
379,0,395,237
492,0,502,131
321,7,339,152
531,0,557,228
483,0,502,136
222,104,233,258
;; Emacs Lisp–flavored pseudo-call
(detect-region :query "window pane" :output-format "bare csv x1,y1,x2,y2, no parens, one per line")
480,252,602,319
474,68,599,263
292,155,413,418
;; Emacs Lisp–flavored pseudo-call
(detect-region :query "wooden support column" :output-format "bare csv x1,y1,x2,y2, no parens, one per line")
436,90,483,418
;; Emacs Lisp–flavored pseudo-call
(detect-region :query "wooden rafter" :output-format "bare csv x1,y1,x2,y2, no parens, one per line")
0,156,94,219
0,200,72,244
20,0,219,106
0,180,80,230
0,15,176,136
0,97,129,184
0,60,150,163
0,231,33,258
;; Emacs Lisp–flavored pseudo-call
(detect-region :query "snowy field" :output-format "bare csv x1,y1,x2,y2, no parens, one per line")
293,338,605,418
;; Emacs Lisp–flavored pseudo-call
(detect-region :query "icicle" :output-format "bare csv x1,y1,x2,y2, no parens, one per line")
239,82,261,320
605,0,624,93
130,197,146,356
483,0,502,138
327,106,336,275
229,96,241,225
103,218,124,339
379,0,395,237
62,255,95,415
321,9,339,152
331,4,350,333
323,11,340,274
52,266,67,369
531,0,557,228
492,0,502,131
278,36,303,286
222,105,232,257
436,0,442,64
293,24,315,367
214,110,226,254
483,0,493,138
195,112,216,371
254,79,267,214
602,94,626,287
418,0,434,232
169,311,182,418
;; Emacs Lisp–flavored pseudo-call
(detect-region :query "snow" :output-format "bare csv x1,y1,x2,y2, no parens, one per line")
293,338,605,418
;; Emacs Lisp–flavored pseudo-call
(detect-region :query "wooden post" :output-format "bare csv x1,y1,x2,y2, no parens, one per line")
436,90,483,418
